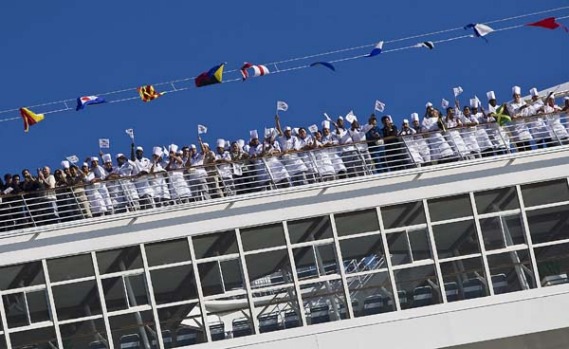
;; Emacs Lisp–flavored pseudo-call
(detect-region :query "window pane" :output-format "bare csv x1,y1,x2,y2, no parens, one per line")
198,259,243,297
27,290,50,324
381,201,425,229
535,244,569,287
294,244,339,280
0,262,44,290
245,250,292,289
52,280,101,320
47,254,94,282
192,231,238,259
428,194,472,222
287,216,333,244
96,247,143,274
521,179,569,207
3,293,29,328
102,274,149,312
10,326,58,349
251,286,300,333
392,264,440,309
386,228,431,266
240,224,286,251
347,271,395,317
203,294,251,341
433,220,480,259
145,238,191,267
487,250,536,294
108,310,155,349
60,319,108,349
339,234,387,274
527,204,569,244
150,265,198,305
334,210,379,237
440,257,488,302
479,215,526,250
300,281,347,326
158,303,206,347
475,187,519,214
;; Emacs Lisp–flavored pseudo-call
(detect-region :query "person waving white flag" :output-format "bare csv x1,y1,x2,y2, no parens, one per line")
276,100,289,112
197,124,208,134
374,100,385,113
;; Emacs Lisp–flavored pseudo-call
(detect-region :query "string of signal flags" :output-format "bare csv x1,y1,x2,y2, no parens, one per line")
9,6,569,133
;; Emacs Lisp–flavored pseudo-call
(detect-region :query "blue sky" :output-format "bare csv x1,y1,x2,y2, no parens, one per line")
1,0,568,174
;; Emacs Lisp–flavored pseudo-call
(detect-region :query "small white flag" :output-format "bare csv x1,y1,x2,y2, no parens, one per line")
345,110,357,124
125,128,135,141
323,112,332,121
374,100,385,112
441,98,449,108
99,138,110,149
308,124,319,133
453,86,464,97
197,124,208,134
475,95,482,106
277,100,289,112
66,155,79,164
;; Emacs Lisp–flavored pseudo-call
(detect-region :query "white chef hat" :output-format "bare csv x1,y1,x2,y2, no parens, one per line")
470,98,479,108
116,153,126,159
60,160,70,169
249,129,259,139
152,146,163,157
529,87,539,97
337,116,344,121
91,157,99,162
202,142,209,149
216,138,225,148
425,102,433,108
284,126,292,131
82,162,89,167
486,90,496,100
190,144,196,149
411,113,419,121
168,144,178,153
403,119,409,124
264,128,274,138
176,150,183,155
237,139,245,148
136,146,143,152
321,120,331,129
102,154,112,163
512,86,521,95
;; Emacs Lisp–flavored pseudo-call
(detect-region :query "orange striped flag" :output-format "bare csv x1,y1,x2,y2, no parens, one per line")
19,107,45,132
137,85,163,102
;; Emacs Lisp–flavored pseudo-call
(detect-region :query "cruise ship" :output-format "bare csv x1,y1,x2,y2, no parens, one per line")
1,88,569,349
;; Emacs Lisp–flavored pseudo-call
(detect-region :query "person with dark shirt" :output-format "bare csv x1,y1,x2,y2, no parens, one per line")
381,115,406,171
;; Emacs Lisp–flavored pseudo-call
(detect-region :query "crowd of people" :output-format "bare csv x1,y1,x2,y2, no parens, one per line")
1,85,569,231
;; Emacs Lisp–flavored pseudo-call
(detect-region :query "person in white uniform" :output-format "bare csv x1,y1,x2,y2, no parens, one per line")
82,161,108,217
540,94,568,146
411,113,431,164
321,121,347,177
115,153,140,211
215,139,235,196
507,86,533,152
275,116,309,186
471,99,495,157
257,128,290,188
166,144,192,203
101,153,128,213
398,118,424,167
526,87,551,148
456,104,481,158
131,146,155,209
149,147,171,206
443,107,469,158
311,130,336,181
90,157,113,214
485,90,510,155
422,104,455,163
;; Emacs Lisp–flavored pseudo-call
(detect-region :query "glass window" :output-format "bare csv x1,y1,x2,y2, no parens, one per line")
521,179,569,207
339,234,387,274
52,280,101,321
433,220,480,259
241,224,286,251
198,259,243,297
108,310,156,349
381,201,426,230
392,264,440,309
245,250,292,289
428,194,472,222
102,274,149,312
157,303,206,347
386,228,431,266
203,294,251,341
334,210,379,237
439,257,488,302
293,244,339,280
347,271,395,317
475,187,519,214
3,290,50,328
145,238,191,267
479,215,526,250
47,254,94,282
527,204,569,244
300,281,347,326
10,326,58,349
534,244,569,287
60,319,108,349
0,262,44,290
192,231,238,259
487,250,536,294
150,265,198,305
287,216,333,244
251,286,300,333
96,247,143,274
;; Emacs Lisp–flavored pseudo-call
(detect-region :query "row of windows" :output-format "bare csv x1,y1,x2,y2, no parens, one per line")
0,178,568,348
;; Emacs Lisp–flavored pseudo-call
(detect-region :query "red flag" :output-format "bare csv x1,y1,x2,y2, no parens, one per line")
526,17,569,32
